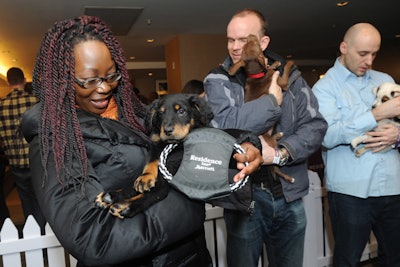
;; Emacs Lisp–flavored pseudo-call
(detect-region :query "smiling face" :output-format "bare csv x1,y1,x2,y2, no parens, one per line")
226,13,270,64
73,40,118,115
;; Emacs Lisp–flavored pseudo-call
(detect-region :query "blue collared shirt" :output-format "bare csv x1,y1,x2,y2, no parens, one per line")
313,58,400,198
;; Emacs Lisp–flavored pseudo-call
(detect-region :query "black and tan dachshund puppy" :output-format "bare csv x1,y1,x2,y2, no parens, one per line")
95,94,213,218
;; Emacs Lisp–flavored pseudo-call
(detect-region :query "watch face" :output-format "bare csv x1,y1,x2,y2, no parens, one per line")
278,148,289,166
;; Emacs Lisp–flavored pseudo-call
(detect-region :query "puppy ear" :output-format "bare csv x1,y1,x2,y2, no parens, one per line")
189,95,214,126
145,99,160,134
229,60,245,76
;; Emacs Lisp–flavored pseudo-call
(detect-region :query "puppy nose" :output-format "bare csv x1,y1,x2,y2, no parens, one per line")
164,126,174,136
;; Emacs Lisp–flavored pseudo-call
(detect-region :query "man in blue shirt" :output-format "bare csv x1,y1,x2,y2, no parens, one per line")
313,23,400,266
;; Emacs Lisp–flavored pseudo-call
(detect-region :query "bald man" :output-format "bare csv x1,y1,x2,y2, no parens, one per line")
313,23,400,266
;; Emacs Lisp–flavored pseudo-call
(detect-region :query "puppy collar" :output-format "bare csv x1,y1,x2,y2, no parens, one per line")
247,71,266,79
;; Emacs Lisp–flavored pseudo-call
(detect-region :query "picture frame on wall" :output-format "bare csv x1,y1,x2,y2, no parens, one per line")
156,79,168,96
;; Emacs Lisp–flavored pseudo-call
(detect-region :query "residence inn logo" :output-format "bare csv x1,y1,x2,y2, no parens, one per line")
190,154,223,172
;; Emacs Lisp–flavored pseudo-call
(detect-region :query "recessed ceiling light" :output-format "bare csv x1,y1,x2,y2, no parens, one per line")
336,1,349,7
395,34,400,38
148,72,153,76
129,56,135,60
147,39,155,43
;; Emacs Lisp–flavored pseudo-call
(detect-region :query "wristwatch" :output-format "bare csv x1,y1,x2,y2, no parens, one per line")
278,147,290,166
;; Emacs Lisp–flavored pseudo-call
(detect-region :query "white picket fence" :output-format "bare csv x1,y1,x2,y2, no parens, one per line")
0,216,77,267
205,170,378,267
0,171,377,267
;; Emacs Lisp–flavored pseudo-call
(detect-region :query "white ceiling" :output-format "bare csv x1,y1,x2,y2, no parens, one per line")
0,0,399,83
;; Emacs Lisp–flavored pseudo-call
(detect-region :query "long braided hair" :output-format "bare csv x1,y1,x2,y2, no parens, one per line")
33,15,147,185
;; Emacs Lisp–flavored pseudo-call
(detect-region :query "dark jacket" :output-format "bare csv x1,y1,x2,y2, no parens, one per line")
204,50,328,202
21,104,212,267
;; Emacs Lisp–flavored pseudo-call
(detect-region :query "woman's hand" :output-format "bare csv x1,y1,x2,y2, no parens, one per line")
232,142,263,182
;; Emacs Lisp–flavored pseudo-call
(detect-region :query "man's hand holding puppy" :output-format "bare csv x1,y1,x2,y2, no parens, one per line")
258,70,284,165
363,123,399,152
372,94,400,121
364,97,400,151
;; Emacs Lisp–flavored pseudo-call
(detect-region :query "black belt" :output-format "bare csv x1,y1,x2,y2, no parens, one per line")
251,166,284,198
252,181,284,198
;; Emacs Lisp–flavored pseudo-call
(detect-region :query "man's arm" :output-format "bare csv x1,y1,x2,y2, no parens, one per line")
278,77,328,163
372,97,400,121
204,71,281,134
313,78,377,149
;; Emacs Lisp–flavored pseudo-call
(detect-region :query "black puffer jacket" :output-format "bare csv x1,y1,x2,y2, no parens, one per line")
21,104,212,267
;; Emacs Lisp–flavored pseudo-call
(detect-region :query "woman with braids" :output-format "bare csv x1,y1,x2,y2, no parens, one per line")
20,16,263,267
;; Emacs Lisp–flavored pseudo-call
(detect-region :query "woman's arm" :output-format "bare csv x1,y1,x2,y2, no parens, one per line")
28,136,205,266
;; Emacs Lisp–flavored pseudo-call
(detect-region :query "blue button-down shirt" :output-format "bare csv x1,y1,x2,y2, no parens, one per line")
313,58,400,198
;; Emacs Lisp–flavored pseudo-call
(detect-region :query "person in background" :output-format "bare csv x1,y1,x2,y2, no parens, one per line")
147,91,159,104
0,67,45,231
182,79,205,97
312,22,400,267
23,81,34,94
0,146,10,227
21,15,263,267
133,87,149,104
204,8,327,267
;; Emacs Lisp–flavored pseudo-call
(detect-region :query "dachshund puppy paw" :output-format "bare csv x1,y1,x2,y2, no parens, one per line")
109,202,132,219
95,192,113,209
134,174,157,193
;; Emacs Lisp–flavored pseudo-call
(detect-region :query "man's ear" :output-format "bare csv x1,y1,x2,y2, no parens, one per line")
339,41,347,54
260,35,270,51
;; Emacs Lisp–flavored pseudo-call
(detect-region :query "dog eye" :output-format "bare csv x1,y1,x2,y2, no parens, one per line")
177,108,187,116
157,110,164,118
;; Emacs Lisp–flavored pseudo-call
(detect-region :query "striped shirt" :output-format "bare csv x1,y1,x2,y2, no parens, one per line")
0,87,38,168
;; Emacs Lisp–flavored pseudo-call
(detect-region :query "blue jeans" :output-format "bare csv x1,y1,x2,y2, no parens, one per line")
224,186,306,267
328,192,400,267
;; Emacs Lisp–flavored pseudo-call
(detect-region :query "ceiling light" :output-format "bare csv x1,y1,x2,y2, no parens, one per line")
336,1,349,7
129,56,135,60
147,39,155,43
148,72,153,76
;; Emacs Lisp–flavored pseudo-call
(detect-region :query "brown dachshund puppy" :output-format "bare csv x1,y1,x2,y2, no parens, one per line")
229,34,295,183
